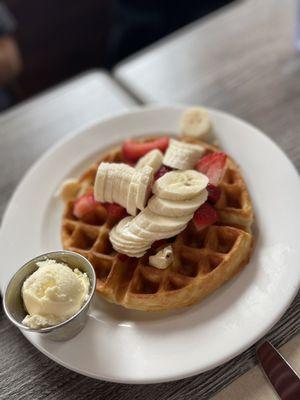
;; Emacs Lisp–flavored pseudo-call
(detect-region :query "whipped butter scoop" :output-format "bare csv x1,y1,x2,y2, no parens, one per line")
22,259,90,329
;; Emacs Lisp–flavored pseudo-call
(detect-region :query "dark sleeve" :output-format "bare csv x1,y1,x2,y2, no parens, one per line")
0,2,16,36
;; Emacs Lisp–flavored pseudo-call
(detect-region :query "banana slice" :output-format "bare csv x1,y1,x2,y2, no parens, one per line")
153,170,208,201
113,165,133,207
126,166,153,214
112,170,121,204
105,168,116,203
163,139,204,170
110,237,150,255
110,217,151,256
129,218,185,241
135,165,154,210
148,189,208,217
110,234,148,257
116,216,150,245
126,172,139,216
117,167,134,208
116,248,147,258
135,149,163,173
110,230,150,252
94,163,109,202
110,164,122,203
134,209,190,233
149,246,174,269
180,107,215,143
112,164,134,204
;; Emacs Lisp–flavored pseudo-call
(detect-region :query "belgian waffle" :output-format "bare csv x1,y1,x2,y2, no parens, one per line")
61,137,254,311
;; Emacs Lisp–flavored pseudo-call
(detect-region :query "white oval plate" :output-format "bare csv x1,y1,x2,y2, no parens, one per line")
1,106,299,383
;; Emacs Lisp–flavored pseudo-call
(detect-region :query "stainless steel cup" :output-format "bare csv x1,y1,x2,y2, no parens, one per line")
3,250,96,341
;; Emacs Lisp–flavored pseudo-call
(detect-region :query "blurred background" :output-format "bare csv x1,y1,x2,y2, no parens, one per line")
0,0,236,111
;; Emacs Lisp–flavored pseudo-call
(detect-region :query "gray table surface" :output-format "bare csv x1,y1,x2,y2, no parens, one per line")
0,71,135,223
115,0,300,169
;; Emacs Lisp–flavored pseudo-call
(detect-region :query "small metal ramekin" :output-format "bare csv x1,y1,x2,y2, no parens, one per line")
3,250,96,341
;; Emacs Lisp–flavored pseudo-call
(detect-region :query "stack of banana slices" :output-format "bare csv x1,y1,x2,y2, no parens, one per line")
94,133,210,258
94,162,154,216
110,170,208,257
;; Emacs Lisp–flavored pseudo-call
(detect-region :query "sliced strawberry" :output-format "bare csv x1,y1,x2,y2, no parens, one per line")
196,152,227,186
207,183,221,204
103,203,127,221
154,165,173,181
73,193,106,224
193,202,218,230
122,136,169,162
73,193,98,219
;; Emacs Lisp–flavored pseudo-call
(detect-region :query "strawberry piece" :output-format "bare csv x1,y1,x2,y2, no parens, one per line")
73,193,106,224
154,165,173,181
73,193,98,219
122,136,169,162
103,203,127,221
207,183,221,204
193,202,218,230
196,152,227,186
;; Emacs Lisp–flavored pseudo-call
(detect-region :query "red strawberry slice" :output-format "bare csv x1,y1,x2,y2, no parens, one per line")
73,194,99,219
122,136,169,162
73,193,106,224
154,165,173,181
207,183,221,204
193,202,218,230
196,152,227,186
102,203,127,221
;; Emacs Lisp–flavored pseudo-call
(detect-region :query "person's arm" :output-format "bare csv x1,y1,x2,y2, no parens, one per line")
0,2,22,85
